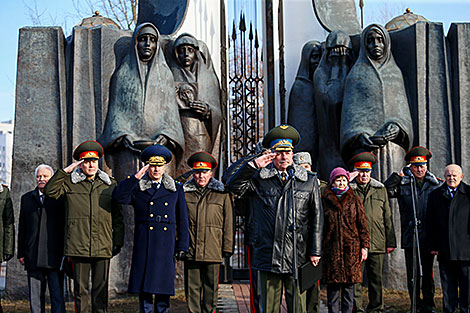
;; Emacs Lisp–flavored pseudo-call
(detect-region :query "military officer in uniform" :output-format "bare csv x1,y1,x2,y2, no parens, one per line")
0,180,14,313
384,146,441,313
112,144,189,313
349,152,396,313
227,125,323,313
44,140,124,313
183,151,233,313
0,182,14,262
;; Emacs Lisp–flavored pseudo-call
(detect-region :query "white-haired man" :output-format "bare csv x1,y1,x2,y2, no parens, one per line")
18,164,66,313
427,164,470,313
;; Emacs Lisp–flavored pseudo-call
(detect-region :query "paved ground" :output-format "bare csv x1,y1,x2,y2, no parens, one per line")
217,283,328,313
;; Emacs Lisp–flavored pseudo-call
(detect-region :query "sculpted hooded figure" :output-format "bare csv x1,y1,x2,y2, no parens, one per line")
287,40,322,168
340,24,413,180
314,30,354,180
165,33,222,176
100,22,184,179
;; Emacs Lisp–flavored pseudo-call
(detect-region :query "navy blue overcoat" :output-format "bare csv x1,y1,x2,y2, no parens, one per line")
113,173,189,295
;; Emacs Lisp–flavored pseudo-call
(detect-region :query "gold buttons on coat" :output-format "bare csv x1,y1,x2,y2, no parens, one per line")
149,226,154,231
164,214,168,218
164,202,168,206
150,201,154,205
150,213,154,218
127,176,131,179
163,227,168,231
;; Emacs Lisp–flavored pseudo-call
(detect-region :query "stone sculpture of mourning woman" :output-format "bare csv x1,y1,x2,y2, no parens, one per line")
287,40,322,169
340,23,413,181
313,30,354,180
99,22,185,180
164,33,222,176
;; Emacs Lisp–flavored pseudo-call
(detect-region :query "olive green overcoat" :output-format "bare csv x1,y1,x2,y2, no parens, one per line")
350,178,396,253
44,168,124,258
183,178,233,262
0,185,14,259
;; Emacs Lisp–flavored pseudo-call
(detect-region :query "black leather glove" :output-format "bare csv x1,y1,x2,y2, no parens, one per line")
174,250,187,261
112,245,122,256
3,254,13,262
222,252,233,258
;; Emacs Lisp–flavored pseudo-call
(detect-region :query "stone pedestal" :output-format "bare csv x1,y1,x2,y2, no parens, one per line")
10,27,67,298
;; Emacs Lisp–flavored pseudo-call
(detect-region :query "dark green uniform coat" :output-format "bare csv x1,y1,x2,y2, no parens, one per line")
350,178,396,253
44,168,124,258
183,178,233,262
0,185,14,259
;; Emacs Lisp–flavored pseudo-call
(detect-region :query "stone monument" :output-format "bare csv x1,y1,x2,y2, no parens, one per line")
314,30,354,180
99,22,185,180
287,40,322,170
163,33,223,176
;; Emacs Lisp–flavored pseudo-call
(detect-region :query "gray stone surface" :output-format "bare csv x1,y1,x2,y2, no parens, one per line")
10,27,67,298
312,0,362,35
66,26,131,163
389,21,453,177
448,23,470,178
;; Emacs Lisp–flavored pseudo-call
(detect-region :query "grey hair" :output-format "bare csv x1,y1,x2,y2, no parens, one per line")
34,164,54,178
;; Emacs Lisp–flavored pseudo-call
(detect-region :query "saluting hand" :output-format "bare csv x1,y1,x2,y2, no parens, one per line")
63,160,84,173
135,164,150,180
253,152,277,168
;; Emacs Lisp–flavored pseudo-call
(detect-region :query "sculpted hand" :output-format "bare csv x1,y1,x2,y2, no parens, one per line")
386,247,395,254
135,164,150,180
310,255,321,266
359,134,380,150
360,248,368,263
190,100,210,117
154,135,168,146
64,160,84,173
370,123,400,146
253,152,277,168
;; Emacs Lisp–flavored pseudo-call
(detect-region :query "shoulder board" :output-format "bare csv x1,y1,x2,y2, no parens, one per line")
176,181,182,185
437,177,444,182
1,184,7,187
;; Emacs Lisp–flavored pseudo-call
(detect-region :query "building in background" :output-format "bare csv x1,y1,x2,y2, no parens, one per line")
0,120,13,185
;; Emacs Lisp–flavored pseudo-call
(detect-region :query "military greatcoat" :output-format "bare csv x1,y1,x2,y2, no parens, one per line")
112,173,189,295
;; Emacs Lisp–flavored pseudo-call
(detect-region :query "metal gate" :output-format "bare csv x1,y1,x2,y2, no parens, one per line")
227,1,264,280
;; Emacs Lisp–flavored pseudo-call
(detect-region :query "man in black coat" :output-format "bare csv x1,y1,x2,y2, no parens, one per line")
384,146,441,313
426,164,470,313
226,125,323,313
17,164,65,313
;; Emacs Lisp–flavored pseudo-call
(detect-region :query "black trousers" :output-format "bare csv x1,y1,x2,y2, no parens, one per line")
327,283,354,313
404,248,435,312
439,260,470,313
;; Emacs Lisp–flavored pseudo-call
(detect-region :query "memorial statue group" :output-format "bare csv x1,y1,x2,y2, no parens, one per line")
1,20,469,313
